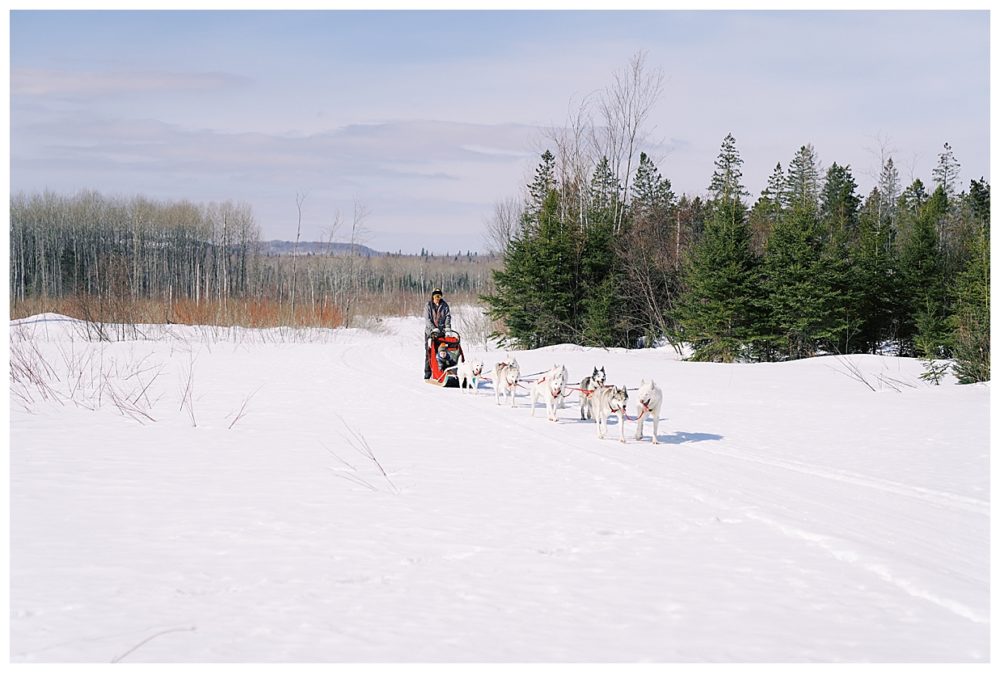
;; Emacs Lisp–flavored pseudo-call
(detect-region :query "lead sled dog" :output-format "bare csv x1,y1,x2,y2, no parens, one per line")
633,379,663,443
530,364,568,421
593,384,629,443
578,366,606,420
494,358,520,407
457,358,484,395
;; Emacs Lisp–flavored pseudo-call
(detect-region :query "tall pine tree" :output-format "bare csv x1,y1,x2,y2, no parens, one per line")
760,145,845,359
676,134,758,362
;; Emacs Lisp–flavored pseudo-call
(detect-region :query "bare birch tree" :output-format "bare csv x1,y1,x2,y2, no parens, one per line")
596,51,664,232
484,196,524,257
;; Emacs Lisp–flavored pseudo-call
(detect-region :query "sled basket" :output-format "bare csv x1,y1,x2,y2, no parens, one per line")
426,330,465,387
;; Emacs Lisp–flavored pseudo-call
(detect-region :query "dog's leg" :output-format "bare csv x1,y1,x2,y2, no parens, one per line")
634,407,646,441
618,409,627,443
651,408,660,444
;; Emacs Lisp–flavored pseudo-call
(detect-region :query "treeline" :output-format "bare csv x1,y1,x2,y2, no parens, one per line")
10,190,499,328
483,137,989,383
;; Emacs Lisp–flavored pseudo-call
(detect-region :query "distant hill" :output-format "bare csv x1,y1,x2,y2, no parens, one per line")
260,240,384,257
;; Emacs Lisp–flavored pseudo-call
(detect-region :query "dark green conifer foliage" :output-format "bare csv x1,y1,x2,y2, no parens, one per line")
855,188,901,353
898,184,949,356
748,163,785,254
579,164,623,346
677,134,758,362
951,216,990,383
760,146,846,359
820,163,863,352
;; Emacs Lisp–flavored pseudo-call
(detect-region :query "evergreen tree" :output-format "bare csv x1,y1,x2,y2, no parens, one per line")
484,189,577,348
485,151,580,348
579,160,623,346
761,205,845,359
760,145,845,359
820,163,861,240
615,152,678,345
819,163,863,352
525,150,557,226
709,133,750,203
968,177,990,223
855,188,901,353
897,185,948,356
588,156,620,228
875,156,901,233
896,178,929,245
630,152,675,219
951,220,989,383
676,135,757,362
784,144,822,213
932,142,961,200
748,163,785,254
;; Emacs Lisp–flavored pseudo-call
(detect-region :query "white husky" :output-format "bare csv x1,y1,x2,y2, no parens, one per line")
494,358,520,407
457,358,484,395
633,379,663,444
578,366,606,420
530,364,568,421
592,384,629,443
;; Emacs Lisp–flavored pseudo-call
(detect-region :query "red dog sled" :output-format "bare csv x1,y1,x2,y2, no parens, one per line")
426,330,465,387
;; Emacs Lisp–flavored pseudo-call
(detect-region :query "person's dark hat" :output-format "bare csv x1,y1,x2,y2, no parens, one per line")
431,288,443,297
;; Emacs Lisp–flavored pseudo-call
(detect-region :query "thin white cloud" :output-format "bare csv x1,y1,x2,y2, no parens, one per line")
12,68,249,97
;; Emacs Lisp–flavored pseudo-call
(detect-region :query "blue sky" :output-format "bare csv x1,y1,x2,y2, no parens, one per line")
9,9,991,253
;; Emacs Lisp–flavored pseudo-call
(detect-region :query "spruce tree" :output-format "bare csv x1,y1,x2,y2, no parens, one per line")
932,142,961,200
616,152,678,345
485,151,579,348
579,160,623,346
760,145,845,359
630,152,675,219
951,220,989,382
784,144,822,213
855,188,900,353
525,150,557,227
819,163,862,352
708,133,750,203
748,163,785,254
898,185,948,356
676,134,757,362
588,156,620,227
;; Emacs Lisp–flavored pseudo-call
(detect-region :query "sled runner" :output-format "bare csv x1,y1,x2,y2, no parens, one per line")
426,329,466,387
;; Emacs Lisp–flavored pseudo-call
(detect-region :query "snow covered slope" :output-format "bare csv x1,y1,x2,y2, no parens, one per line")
8,312,990,663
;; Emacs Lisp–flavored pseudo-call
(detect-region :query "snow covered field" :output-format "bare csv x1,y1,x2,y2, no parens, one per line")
8,309,991,663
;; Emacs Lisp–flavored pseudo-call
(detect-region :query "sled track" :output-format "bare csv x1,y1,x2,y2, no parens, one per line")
694,446,989,517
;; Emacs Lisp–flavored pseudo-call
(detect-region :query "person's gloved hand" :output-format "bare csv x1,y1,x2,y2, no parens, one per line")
430,329,441,338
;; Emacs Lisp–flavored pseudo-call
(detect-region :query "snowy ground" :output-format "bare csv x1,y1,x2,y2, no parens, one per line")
8,309,991,663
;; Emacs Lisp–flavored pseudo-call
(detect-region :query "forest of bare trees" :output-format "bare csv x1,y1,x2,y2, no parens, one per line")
10,190,499,331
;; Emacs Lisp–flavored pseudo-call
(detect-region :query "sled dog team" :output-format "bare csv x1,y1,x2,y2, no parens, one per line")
466,358,662,444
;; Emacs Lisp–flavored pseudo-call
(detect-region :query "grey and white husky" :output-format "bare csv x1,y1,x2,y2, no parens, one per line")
530,364,568,421
593,384,629,443
457,358,484,395
633,379,663,444
494,358,520,407
578,366,606,420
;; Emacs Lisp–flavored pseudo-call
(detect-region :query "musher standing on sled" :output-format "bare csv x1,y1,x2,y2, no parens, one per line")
424,288,452,379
